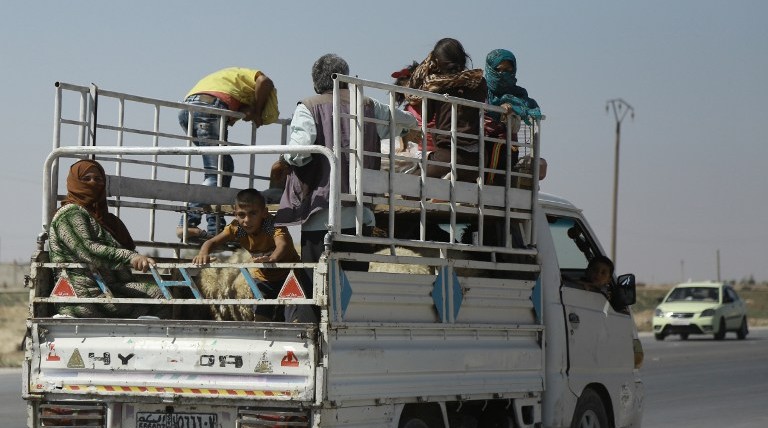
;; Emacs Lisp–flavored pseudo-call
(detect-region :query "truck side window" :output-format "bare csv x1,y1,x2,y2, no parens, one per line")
546,215,599,286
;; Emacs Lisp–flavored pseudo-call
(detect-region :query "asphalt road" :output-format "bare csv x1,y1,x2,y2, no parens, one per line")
2,328,767,428
640,327,768,428
0,368,25,428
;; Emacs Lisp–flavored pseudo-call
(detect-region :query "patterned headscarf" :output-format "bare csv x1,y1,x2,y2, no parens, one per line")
485,49,542,124
62,159,136,250
405,53,485,104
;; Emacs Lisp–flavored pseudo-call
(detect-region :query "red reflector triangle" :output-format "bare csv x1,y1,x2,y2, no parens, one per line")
278,271,305,299
52,277,77,297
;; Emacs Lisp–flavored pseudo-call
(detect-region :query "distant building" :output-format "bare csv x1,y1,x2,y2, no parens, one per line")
0,262,28,289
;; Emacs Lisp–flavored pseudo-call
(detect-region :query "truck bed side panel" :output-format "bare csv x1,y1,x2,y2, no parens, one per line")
326,326,543,402
325,271,544,403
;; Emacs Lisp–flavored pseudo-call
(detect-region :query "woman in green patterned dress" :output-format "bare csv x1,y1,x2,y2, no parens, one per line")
48,159,168,318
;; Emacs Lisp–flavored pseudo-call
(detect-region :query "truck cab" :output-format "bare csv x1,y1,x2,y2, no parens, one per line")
539,193,644,427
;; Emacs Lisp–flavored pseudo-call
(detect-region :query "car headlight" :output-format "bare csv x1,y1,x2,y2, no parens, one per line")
654,308,664,317
700,309,715,317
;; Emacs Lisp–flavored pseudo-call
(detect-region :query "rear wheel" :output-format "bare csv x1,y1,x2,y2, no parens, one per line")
478,408,515,428
570,389,609,428
714,318,726,340
399,406,444,428
401,419,430,428
737,317,749,340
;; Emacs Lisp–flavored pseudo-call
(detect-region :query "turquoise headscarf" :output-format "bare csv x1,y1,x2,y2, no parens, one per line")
485,49,541,124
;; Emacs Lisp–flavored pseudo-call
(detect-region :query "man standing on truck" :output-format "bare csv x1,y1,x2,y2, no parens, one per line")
275,54,417,321
177,67,280,241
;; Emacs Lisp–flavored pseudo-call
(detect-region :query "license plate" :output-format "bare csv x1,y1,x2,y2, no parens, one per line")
671,319,690,326
136,412,217,428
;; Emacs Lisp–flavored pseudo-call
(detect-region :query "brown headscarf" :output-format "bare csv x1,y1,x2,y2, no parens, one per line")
405,52,485,104
61,159,136,250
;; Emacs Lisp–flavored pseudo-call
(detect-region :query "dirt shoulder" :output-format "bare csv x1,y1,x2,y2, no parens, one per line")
0,291,26,368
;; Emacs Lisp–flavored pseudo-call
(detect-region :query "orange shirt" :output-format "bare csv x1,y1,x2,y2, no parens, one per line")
222,216,299,283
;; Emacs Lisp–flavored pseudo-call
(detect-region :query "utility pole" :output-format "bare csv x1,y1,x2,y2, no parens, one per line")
680,259,685,284
716,249,721,282
606,98,634,265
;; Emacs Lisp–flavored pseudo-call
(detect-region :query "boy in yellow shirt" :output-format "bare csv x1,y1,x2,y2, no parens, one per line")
193,189,301,321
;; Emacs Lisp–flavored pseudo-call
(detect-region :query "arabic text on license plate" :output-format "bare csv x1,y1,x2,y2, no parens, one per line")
671,319,690,326
136,412,217,428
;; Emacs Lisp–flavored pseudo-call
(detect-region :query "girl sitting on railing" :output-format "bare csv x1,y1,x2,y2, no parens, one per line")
406,38,487,181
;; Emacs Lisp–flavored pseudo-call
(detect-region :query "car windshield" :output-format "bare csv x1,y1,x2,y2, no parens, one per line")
665,287,719,302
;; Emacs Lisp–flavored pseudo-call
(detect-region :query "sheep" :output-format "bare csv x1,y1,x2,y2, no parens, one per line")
197,248,261,321
369,245,485,277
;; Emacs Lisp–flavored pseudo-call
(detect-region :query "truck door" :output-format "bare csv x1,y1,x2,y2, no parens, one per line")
546,216,636,397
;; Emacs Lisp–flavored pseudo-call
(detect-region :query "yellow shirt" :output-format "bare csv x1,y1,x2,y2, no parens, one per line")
186,67,279,125
222,216,298,283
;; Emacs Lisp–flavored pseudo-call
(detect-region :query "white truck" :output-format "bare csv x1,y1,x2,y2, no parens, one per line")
22,75,644,428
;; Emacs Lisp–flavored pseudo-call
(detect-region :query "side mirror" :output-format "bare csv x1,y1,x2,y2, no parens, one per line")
612,273,636,307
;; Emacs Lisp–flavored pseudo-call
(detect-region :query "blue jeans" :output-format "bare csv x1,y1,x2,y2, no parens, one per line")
178,97,234,235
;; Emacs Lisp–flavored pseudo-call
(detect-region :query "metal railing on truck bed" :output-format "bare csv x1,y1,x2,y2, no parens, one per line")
332,74,542,253
32,77,543,326
25,78,548,426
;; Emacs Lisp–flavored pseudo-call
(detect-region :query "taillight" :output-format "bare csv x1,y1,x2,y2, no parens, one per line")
40,402,105,427
237,408,309,427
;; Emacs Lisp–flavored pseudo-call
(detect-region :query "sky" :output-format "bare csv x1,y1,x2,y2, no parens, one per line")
1,0,767,285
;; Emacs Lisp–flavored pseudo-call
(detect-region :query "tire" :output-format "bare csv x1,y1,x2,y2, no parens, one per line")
399,406,443,428
571,389,609,428
714,318,726,340
737,317,749,340
478,408,515,428
654,332,666,341
401,419,430,428
680,333,689,340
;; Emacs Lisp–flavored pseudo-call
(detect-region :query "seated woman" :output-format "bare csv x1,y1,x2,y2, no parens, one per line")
484,48,542,186
48,159,169,318
406,38,487,181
